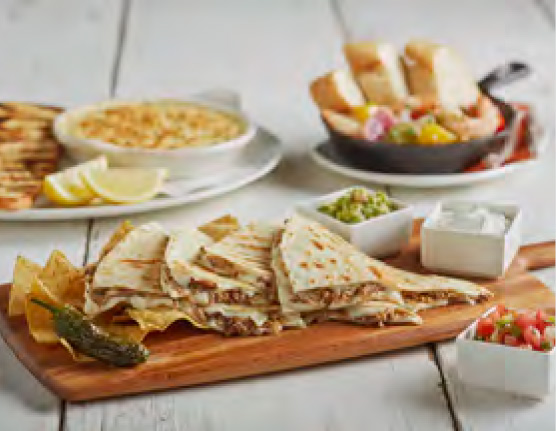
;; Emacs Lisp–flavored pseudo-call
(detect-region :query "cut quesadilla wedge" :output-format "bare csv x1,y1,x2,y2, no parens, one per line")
162,227,276,306
90,222,168,295
85,289,175,315
176,301,305,336
305,300,422,326
272,214,403,312
367,260,492,311
197,223,276,291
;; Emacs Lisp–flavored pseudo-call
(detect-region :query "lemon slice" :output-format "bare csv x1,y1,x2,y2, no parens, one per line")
81,168,167,204
43,156,108,206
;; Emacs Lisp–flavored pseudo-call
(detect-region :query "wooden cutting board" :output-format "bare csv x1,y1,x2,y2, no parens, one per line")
0,226,554,402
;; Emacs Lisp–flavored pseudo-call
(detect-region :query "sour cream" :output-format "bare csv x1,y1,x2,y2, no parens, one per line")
433,204,509,235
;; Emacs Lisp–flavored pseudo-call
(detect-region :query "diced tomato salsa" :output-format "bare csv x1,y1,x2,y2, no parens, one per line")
474,304,555,352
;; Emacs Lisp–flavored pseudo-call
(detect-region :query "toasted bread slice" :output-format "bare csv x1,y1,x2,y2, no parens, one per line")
344,41,408,106
0,102,62,210
0,102,61,120
0,127,50,142
310,69,365,113
321,109,363,138
404,40,479,110
0,118,51,130
0,141,60,163
0,190,34,210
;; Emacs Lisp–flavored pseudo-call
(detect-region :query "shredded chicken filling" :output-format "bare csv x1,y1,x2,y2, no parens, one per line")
402,291,488,304
291,283,386,307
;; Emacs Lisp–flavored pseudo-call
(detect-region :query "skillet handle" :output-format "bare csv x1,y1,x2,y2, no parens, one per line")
478,62,531,93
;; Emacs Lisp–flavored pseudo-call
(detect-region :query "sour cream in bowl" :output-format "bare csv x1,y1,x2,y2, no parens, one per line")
421,201,521,278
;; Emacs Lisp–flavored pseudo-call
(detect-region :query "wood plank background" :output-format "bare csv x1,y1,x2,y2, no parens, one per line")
0,0,553,430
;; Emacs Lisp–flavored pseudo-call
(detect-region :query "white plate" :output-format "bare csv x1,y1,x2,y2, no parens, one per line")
0,128,281,221
310,141,541,188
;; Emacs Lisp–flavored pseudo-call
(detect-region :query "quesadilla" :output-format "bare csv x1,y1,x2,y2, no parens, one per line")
85,222,169,315
305,300,422,326
91,222,168,294
272,214,402,313
197,223,276,291
176,300,305,336
162,227,275,306
367,260,492,311
85,289,175,315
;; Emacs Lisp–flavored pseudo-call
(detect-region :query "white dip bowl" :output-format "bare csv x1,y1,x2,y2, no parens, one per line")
53,99,257,179
421,201,522,279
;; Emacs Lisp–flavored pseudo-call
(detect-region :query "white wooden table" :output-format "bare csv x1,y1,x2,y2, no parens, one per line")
0,1,554,430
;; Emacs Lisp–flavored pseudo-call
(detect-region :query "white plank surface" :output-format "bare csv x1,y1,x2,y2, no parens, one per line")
64,1,453,430
0,0,121,430
66,349,451,431
338,1,556,430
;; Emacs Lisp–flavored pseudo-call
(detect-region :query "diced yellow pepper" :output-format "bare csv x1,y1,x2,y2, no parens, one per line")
417,123,457,145
351,103,376,123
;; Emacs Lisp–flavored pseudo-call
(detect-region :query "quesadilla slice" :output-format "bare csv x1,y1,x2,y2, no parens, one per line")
176,301,305,336
197,223,276,291
368,260,492,311
85,289,175,315
307,301,422,326
90,222,168,294
272,214,403,312
162,227,276,306
85,222,169,315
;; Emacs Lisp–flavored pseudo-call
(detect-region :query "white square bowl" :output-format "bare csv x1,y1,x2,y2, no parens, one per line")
295,187,413,257
457,306,555,399
421,201,522,279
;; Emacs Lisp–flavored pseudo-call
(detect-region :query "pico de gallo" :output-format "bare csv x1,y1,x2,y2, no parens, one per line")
474,304,555,352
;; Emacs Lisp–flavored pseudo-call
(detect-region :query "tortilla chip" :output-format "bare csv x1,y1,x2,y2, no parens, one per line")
101,323,149,343
40,250,86,311
9,256,42,316
99,221,134,260
199,215,240,241
25,277,60,343
127,307,209,332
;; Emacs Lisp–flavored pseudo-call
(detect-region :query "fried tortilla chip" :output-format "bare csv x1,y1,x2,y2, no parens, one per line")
101,323,149,343
199,215,240,241
25,277,60,343
127,306,209,332
40,250,86,311
9,256,42,316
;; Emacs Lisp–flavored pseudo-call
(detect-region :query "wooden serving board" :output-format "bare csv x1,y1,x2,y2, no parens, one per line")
0,227,554,402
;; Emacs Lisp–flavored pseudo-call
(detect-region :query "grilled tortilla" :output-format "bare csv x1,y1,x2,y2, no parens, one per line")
85,222,169,314
176,301,305,336
162,227,275,306
272,214,402,312
306,300,422,326
367,260,492,311
90,222,168,294
197,223,276,290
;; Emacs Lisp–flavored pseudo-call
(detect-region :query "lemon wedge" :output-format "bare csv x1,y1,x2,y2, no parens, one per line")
43,156,108,206
81,168,167,204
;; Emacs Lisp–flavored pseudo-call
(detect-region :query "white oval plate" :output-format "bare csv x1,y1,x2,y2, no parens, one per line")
311,141,541,188
0,128,281,221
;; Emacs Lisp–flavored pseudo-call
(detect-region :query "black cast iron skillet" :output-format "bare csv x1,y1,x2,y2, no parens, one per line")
324,62,530,174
